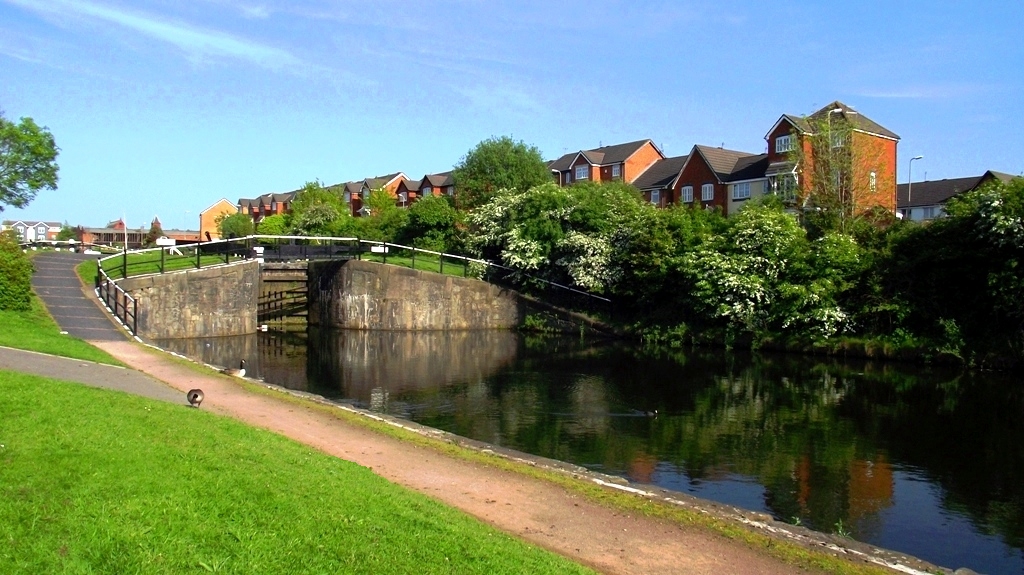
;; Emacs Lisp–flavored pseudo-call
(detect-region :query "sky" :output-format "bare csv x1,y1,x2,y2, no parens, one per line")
2,0,1022,231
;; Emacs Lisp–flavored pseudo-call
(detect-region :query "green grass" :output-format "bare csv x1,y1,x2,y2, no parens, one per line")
0,371,594,575
98,251,243,280
362,252,477,278
0,298,122,366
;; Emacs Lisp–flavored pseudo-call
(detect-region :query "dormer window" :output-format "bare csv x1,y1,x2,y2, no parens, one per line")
574,165,589,181
422,186,433,197
775,135,793,153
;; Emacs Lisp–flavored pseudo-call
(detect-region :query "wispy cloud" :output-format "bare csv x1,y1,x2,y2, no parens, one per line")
5,0,303,70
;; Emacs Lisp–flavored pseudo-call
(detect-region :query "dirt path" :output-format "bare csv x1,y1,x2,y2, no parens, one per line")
82,338,912,575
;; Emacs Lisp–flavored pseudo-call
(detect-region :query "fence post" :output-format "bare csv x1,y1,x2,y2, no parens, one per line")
132,298,138,335
383,242,388,265
411,248,416,271
122,247,127,279
160,246,165,273
196,242,201,269
440,255,444,275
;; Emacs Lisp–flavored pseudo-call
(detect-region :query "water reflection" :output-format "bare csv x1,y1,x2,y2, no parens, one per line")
158,329,1024,574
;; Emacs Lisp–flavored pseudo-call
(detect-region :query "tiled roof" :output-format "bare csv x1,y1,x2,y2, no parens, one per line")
896,171,1016,208
402,179,422,192
548,139,655,172
632,155,688,190
807,101,900,140
424,171,454,187
693,145,764,181
726,154,770,182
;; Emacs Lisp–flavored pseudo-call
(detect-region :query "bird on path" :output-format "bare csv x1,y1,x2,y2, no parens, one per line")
220,359,246,378
186,389,205,408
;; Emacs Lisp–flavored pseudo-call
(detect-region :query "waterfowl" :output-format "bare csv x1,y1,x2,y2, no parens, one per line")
186,388,205,408
220,359,246,378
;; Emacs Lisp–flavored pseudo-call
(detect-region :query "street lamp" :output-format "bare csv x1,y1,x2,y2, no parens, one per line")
908,155,923,219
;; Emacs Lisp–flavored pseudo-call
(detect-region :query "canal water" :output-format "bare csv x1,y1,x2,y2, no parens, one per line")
155,329,1024,574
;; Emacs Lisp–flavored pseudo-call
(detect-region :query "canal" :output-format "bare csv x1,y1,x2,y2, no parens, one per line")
155,328,1024,574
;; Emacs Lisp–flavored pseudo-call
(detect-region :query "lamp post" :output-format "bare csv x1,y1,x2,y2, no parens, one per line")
908,155,923,220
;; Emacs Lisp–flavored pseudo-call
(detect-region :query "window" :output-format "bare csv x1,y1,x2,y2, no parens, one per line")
831,132,845,148
343,191,351,203
611,164,621,178
651,190,660,205
777,175,797,201
701,184,714,202
775,134,793,153
869,171,877,193
681,186,693,203
575,165,589,181
732,182,751,200
922,206,936,220
447,186,455,196
422,186,432,197
271,201,277,211
564,171,571,184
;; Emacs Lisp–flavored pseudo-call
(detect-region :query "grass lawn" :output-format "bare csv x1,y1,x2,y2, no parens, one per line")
362,252,477,278
98,251,243,280
0,297,122,366
0,372,593,575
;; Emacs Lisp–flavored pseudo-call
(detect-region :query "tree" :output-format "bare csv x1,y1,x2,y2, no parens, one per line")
144,218,164,247
0,229,33,310
356,187,408,242
289,180,348,236
0,111,59,212
256,214,288,235
399,195,461,252
55,222,75,241
217,212,255,239
452,136,550,210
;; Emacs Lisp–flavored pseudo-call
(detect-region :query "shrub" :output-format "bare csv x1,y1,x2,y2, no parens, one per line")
0,230,33,310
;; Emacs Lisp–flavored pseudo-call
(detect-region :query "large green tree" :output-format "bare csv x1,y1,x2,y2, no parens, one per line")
452,136,550,210
289,181,349,236
0,112,59,212
216,212,255,239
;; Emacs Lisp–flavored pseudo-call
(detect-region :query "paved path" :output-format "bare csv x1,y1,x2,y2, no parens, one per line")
30,251,127,341
0,345,187,405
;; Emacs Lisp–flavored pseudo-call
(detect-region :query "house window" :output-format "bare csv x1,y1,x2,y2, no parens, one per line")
564,171,571,184
611,164,621,178
701,184,714,202
776,175,797,201
775,135,793,153
831,132,845,148
682,186,693,203
447,186,455,196
869,171,877,193
651,190,660,205
422,186,432,197
922,206,936,220
271,201,277,211
732,182,751,200
344,191,351,203
575,165,589,181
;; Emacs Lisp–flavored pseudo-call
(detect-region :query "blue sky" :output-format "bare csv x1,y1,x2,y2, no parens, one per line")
2,0,1022,230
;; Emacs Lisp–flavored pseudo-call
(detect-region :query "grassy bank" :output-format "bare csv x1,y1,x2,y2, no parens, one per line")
0,297,121,366
0,371,593,575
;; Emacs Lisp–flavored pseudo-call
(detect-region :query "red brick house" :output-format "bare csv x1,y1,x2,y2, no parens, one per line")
548,139,665,186
632,155,688,207
674,145,768,215
764,101,899,213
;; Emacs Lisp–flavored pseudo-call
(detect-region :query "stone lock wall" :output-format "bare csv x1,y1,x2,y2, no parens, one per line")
119,261,259,339
308,259,524,330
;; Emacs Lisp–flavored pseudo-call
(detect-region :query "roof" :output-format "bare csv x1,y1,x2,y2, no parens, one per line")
401,179,421,192
896,170,1016,208
691,145,766,182
765,101,900,142
632,155,688,190
548,139,656,172
3,220,61,227
423,171,454,187
363,172,406,190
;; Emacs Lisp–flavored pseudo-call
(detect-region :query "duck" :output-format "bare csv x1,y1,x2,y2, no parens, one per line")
186,388,205,408
220,359,246,378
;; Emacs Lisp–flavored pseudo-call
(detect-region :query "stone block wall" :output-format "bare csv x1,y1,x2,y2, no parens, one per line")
308,259,524,330
119,261,259,339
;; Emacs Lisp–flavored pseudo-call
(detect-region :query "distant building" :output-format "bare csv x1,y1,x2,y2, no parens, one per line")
200,198,239,240
896,170,1016,221
1,220,62,242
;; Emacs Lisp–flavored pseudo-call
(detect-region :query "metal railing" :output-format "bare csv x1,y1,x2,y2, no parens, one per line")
96,267,138,335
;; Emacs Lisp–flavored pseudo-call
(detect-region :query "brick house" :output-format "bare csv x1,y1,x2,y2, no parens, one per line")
674,145,768,215
340,173,408,216
238,191,296,224
548,139,664,186
764,101,900,213
200,198,238,240
632,155,688,207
